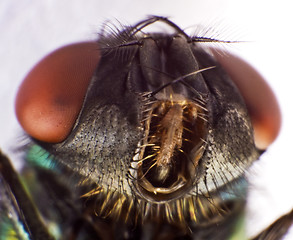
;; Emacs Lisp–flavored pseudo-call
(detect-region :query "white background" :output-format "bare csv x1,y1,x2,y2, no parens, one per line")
0,0,292,239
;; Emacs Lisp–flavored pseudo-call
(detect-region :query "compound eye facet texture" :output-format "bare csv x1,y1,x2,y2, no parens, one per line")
15,41,280,150
15,42,100,143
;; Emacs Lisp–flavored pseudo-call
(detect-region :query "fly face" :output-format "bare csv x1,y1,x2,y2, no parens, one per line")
29,17,260,225
1,16,290,239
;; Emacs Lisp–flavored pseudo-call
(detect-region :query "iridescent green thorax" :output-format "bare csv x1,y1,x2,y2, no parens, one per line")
0,216,30,240
1,16,266,239
13,141,249,239
26,144,57,171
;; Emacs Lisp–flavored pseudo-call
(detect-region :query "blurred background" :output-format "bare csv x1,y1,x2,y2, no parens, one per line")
0,0,292,238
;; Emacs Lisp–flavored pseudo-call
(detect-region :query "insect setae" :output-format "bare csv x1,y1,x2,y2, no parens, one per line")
0,16,292,240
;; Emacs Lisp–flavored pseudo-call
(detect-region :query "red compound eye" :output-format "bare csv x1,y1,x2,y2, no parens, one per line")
15,41,280,150
212,49,281,150
15,42,100,143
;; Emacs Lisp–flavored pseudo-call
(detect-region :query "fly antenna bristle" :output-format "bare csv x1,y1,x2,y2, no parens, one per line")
176,199,184,223
188,197,197,222
183,127,194,133
80,186,103,198
183,138,193,143
138,153,157,163
165,202,175,222
139,161,158,180
140,143,156,147
191,36,242,44
197,114,208,122
150,66,216,97
125,198,134,223
99,190,113,215
200,138,208,144
152,145,160,150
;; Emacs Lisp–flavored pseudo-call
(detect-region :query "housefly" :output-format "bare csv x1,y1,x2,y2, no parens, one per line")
0,16,292,240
